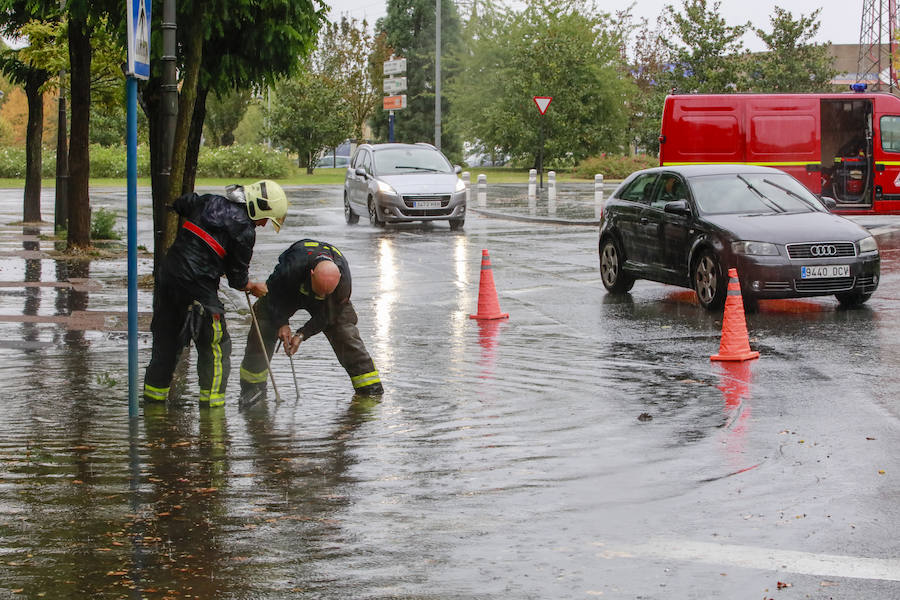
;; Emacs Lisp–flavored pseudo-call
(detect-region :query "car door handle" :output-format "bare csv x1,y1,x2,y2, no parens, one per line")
640,217,649,224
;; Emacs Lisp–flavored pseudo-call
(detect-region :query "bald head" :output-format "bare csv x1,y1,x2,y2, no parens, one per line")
311,260,341,297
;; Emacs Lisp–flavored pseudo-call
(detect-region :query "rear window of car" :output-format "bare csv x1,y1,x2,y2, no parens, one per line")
690,173,827,215
373,148,453,174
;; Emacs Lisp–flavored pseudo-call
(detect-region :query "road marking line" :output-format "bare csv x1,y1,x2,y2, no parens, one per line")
601,539,900,582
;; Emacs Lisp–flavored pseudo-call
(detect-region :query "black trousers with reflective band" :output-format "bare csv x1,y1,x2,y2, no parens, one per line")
144,280,231,404
240,295,382,395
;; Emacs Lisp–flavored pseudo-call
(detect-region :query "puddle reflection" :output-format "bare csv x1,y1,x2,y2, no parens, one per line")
716,360,754,469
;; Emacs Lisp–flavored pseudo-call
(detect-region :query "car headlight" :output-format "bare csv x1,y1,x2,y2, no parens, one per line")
731,241,780,256
377,180,398,196
455,178,466,193
858,236,878,254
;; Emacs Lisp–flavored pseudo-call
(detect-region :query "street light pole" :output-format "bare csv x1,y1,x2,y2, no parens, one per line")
434,0,441,150
54,0,68,234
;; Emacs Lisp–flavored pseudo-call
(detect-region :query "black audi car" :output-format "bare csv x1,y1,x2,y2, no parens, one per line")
598,164,880,310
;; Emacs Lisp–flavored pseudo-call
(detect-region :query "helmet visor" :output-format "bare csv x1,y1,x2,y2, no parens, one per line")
271,214,284,233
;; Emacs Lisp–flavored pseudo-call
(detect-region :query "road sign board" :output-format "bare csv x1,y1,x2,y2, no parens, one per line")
126,0,151,79
533,96,552,115
384,77,408,94
384,95,407,110
384,58,408,76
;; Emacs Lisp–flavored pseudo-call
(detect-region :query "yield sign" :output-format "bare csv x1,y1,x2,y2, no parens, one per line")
533,96,553,115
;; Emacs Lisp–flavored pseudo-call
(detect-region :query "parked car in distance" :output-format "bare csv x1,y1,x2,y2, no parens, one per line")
344,143,467,229
598,164,880,310
315,155,350,169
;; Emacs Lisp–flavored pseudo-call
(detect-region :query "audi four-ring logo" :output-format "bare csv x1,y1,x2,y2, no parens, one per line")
810,244,837,256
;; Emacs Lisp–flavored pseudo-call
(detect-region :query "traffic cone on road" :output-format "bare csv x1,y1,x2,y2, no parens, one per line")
711,268,760,362
469,249,509,320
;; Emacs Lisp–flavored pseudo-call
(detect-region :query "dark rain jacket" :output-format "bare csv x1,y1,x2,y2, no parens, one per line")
161,193,256,303
265,239,352,340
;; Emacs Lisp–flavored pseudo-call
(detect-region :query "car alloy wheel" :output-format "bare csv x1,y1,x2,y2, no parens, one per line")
599,238,635,293
368,198,384,227
693,250,726,310
344,194,359,224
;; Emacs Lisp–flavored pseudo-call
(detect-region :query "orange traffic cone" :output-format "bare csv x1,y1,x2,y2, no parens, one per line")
711,268,760,362
469,249,509,320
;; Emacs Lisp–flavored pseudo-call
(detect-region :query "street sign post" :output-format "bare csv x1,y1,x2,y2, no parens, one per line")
533,96,553,189
125,0,150,417
384,57,408,142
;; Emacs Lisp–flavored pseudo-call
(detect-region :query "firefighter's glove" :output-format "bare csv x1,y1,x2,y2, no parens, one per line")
245,281,268,297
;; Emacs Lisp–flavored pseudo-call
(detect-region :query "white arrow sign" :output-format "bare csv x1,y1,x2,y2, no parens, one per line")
384,58,407,76
384,77,408,94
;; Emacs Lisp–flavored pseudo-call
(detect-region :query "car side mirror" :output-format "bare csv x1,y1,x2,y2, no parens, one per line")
663,199,691,216
355,167,367,178
820,196,837,210
454,165,462,174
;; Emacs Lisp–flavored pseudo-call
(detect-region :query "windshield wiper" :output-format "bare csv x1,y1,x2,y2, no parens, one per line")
394,165,441,172
761,178,821,211
736,174,786,213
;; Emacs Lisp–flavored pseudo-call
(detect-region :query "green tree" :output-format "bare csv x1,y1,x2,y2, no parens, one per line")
374,0,463,155
447,0,634,166
265,69,352,174
662,0,749,93
204,88,250,147
0,1,56,224
748,7,837,92
315,17,385,142
626,13,671,156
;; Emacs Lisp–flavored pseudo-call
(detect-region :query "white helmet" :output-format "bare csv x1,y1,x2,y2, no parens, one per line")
244,180,287,232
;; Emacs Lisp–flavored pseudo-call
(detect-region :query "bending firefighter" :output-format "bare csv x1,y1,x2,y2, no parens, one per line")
239,239,383,404
143,180,288,407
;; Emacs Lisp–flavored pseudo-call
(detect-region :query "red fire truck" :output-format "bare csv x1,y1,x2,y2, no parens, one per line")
658,91,900,214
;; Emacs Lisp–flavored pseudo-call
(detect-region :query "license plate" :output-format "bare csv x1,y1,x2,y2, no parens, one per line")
413,200,441,208
801,265,850,279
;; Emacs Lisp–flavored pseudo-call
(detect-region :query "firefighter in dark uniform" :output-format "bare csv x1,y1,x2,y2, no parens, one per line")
239,239,383,403
143,180,288,408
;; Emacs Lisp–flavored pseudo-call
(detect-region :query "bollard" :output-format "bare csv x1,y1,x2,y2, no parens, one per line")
477,173,487,208
527,168,537,202
594,173,604,220
462,171,471,206
547,171,557,216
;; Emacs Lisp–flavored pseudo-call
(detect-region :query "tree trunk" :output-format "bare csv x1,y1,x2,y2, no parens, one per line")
23,72,45,223
66,12,92,249
163,0,205,246
143,78,170,280
184,85,209,195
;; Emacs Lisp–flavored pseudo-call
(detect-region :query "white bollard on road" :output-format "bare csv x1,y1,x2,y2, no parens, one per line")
527,168,537,202
477,174,487,208
594,173,605,220
547,170,557,217
462,171,471,206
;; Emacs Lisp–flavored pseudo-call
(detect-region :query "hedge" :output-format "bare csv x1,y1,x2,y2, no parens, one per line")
0,143,291,179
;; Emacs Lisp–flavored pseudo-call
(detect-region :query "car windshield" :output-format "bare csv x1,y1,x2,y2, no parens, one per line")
373,148,453,174
690,173,827,215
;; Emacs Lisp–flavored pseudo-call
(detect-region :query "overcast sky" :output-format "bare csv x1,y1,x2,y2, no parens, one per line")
323,0,862,52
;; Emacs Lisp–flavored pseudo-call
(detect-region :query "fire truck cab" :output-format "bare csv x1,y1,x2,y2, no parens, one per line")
659,91,900,214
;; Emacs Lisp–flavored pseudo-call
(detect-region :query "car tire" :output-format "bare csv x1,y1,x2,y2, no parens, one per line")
368,197,384,227
344,194,359,224
692,249,727,310
449,217,465,230
835,290,872,308
599,237,635,293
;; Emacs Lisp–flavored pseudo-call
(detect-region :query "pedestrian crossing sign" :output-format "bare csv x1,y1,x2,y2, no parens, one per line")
126,0,151,79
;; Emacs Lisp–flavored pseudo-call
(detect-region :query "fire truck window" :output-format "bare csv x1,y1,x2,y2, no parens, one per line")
880,116,900,153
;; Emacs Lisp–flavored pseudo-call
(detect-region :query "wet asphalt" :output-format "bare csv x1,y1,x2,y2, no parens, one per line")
1,184,900,598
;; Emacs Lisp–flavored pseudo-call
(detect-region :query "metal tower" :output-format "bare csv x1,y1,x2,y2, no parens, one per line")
857,0,898,92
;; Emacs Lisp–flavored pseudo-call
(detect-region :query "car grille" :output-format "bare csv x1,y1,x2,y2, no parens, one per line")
794,277,855,292
786,242,856,259
400,194,453,217
761,281,792,291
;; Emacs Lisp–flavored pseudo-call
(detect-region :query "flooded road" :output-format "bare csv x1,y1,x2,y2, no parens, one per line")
2,186,900,598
